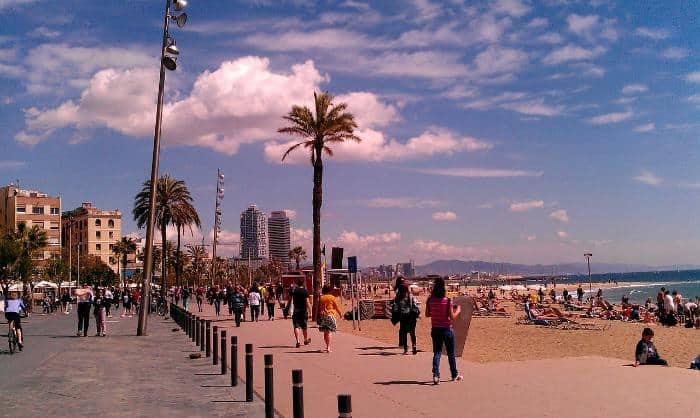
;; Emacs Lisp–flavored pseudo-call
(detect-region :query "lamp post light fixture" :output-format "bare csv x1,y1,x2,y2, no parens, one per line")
584,253,593,294
137,0,189,337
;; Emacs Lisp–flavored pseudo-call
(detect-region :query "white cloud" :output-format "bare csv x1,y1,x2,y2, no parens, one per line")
0,0,38,10
244,28,377,51
18,57,329,153
0,63,23,78
358,197,443,209
412,0,441,21
28,26,60,38
537,32,564,44
283,209,297,220
685,72,700,83
687,94,700,104
441,85,478,100
291,228,312,247
500,98,564,116
335,92,399,128
472,46,529,80
0,160,25,169
661,47,689,60
336,230,401,250
415,167,543,178
491,0,531,17
587,111,633,125
633,170,662,186
549,209,569,223
621,84,648,95
526,18,548,28
542,44,606,65
464,91,563,117
633,123,655,133
411,239,488,259
567,14,617,42
432,211,457,221
635,27,670,40
266,127,493,164
556,231,569,239
510,200,544,212
353,51,469,79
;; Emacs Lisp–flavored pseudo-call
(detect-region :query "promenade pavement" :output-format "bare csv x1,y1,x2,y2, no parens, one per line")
188,301,700,418
0,306,267,418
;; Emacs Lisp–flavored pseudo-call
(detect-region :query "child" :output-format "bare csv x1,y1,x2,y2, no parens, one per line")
634,328,667,366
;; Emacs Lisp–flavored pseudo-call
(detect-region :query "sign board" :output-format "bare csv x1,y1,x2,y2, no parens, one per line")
443,295,474,357
347,256,357,273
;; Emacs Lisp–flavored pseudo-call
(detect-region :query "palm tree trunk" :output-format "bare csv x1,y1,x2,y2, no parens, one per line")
311,145,323,321
161,227,167,298
176,225,182,288
122,255,127,289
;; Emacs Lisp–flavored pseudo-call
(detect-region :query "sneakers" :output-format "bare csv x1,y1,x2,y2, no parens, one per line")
295,342,301,348
412,347,418,355
452,375,464,382
433,376,440,385
76,331,82,337
304,338,311,345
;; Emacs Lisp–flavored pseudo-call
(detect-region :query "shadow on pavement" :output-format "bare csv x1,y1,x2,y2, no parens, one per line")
259,345,296,349
359,352,401,356
374,380,434,386
284,350,325,354
356,346,397,350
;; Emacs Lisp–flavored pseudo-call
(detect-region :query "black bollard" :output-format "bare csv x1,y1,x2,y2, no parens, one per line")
220,330,227,375
264,354,274,418
205,321,211,357
185,312,189,334
213,326,219,365
200,319,205,351
245,343,254,402
338,394,352,418
292,369,304,418
231,336,238,387
195,317,200,344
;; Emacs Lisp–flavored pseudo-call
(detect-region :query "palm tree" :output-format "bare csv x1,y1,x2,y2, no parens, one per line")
0,234,22,296
289,246,307,271
186,244,207,287
278,91,361,318
133,174,196,296
10,222,48,293
172,202,200,288
113,236,137,288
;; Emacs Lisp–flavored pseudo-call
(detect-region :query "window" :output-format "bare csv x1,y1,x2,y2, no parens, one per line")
96,231,101,239
32,206,44,215
50,207,59,215
109,231,114,239
96,244,101,251
109,257,116,265
108,219,115,228
48,237,60,246
109,244,114,251
95,219,101,227
16,206,26,213
50,222,59,230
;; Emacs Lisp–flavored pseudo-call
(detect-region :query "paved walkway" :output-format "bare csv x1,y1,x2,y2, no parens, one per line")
187,302,700,418
0,307,266,418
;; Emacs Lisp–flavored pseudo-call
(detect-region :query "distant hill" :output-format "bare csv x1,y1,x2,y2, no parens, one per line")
414,259,700,276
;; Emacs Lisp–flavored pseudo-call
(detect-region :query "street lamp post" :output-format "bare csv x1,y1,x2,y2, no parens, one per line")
584,253,593,294
137,0,189,336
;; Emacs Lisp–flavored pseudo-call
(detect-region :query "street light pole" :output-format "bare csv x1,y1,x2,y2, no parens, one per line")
137,0,188,336
584,253,593,294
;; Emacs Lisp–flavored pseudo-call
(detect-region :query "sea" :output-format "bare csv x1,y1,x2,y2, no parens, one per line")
548,270,700,304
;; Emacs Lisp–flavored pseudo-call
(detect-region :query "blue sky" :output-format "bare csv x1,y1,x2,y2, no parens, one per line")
1,0,699,266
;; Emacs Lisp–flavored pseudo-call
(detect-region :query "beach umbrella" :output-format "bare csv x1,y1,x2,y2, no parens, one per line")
513,285,527,291
499,285,513,291
35,280,58,289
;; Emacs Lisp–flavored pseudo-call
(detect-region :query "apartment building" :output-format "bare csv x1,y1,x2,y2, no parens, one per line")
0,184,61,262
268,210,291,266
61,202,122,273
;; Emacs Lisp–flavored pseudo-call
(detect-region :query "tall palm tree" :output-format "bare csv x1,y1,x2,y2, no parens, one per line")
172,202,200,288
278,91,361,318
113,236,137,288
289,246,307,271
11,222,48,292
133,174,196,296
186,244,207,287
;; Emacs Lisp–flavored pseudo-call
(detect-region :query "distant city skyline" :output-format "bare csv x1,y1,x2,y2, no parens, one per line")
1,1,699,266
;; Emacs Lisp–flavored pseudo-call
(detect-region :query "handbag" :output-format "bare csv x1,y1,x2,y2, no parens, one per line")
390,301,400,325
409,296,420,320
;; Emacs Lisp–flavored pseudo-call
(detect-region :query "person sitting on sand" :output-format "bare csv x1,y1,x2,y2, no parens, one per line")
634,328,667,367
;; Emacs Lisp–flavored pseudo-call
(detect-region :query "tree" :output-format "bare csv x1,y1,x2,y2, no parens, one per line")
186,244,207,287
172,199,200,288
289,246,307,271
10,222,48,293
112,236,137,288
0,234,21,296
44,257,68,283
79,255,118,287
133,174,196,295
278,92,361,318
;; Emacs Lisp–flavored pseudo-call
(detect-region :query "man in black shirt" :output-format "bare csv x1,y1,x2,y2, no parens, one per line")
289,279,312,348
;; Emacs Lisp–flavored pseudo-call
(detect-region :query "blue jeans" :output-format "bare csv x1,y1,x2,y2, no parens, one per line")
431,327,458,379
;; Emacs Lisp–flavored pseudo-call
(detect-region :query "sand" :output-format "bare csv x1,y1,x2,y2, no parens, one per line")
336,293,698,368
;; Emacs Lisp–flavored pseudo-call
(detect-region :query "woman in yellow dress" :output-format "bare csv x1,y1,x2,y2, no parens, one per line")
317,285,342,353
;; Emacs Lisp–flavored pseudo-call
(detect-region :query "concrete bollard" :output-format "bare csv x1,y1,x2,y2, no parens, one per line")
264,354,274,418
205,321,211,357
220,330,227,375
231,336,238,387
213,326,219,365
292,369,304,418
338,394,352,418
245,343,254,402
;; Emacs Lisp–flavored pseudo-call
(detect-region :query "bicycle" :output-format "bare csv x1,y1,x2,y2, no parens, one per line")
7,322,18,354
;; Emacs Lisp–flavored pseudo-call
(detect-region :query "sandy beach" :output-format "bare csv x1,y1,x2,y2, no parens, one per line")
336,289,698,368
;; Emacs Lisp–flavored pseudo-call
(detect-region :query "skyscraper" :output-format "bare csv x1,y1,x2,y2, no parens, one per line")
240,204,268,260
268,211,291,266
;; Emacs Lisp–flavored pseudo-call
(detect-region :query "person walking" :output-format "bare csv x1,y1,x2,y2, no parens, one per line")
182,286,190,311
289,278,312,348
265,285,276,320
248,286,261,322
104,287,113,318
61,291,71,315
230,286,246,327
196,286,204,312
93,289,107,337
317,285,342,353
213,286,222,316
121,290,132,317
394,279,419,355
425,277,463,385
75,284,94,337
